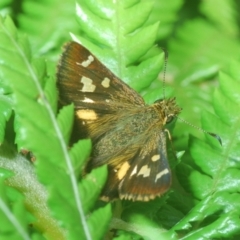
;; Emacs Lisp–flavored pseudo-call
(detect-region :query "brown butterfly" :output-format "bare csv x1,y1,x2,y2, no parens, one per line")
57,41,182,201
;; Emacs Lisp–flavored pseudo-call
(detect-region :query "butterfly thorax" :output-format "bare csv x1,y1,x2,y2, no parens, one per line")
87,97,181,169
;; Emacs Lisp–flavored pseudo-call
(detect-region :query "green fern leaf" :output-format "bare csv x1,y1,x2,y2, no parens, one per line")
169,19,240,84
166,18,240,139
18,0,78,54
2,1,240,239
200,0,238,36
69,139,91,172
87,203,112,239
146,0,184,40
0,143,64,239
56,104,74,145
0,15,110,240
173,59,240,239
74,0,163,92
0,180,31,240
0,147,51,240
79,166,108,213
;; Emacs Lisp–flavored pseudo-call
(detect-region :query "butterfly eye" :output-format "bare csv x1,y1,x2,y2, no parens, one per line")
166,115,174,124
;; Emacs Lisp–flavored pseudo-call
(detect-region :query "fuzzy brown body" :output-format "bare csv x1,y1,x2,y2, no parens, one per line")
88,105,164,166
57,41,181,201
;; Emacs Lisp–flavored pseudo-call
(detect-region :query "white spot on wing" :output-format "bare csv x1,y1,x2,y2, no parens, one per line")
101,77,110,88
155,169,169,182
130,166,138,177
80,77,96,92
137,165,151,178
77,55,94,67
82,97,94,103
151,154,160,162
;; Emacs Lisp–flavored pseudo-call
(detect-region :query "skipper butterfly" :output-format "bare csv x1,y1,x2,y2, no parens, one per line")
57,41,182,201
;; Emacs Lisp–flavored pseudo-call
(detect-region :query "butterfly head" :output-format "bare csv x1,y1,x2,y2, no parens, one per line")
154,97,182,125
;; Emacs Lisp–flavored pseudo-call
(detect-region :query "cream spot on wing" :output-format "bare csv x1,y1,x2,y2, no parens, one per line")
117,162,130,180
151,154,160,162
105,99,110,103
76,109,97,120
100,195,110,202
101,77,110,88
80,77,96,92
82,97,94,103
155,169,169,182
77,55,94,67
137,165,151,178
130,166,138,177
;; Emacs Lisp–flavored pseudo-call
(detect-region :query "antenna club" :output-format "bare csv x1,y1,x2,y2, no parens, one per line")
207,132,222,145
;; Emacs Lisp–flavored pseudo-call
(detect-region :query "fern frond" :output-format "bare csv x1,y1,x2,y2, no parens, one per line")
0,145,63,239
167,18,240,137
18,0,78,55
168,19,240,84
0,15,110,240
200,0,238,36
73,0,164,92
0,182,32,240
173,59,240,239
146,0,184,40
1,1,240,239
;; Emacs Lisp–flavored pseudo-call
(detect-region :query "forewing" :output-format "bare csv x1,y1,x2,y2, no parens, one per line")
57,41,145,114
101,130,171,201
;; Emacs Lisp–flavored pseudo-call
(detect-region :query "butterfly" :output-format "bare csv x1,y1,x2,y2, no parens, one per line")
57,41,182,201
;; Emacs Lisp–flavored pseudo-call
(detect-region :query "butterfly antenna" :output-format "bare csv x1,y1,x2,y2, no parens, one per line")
161,48,168,100
177,116,222,145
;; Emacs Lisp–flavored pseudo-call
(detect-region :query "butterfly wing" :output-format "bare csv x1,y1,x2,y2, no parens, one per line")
57,41,172,202
101,130,171,201
57,41,145,140
57,41,145,114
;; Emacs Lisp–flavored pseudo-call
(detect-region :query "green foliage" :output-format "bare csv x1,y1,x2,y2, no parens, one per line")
73,0,163,91
0,0,240,239
0,167,32,240
0,15,110,240
172,61,240,239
